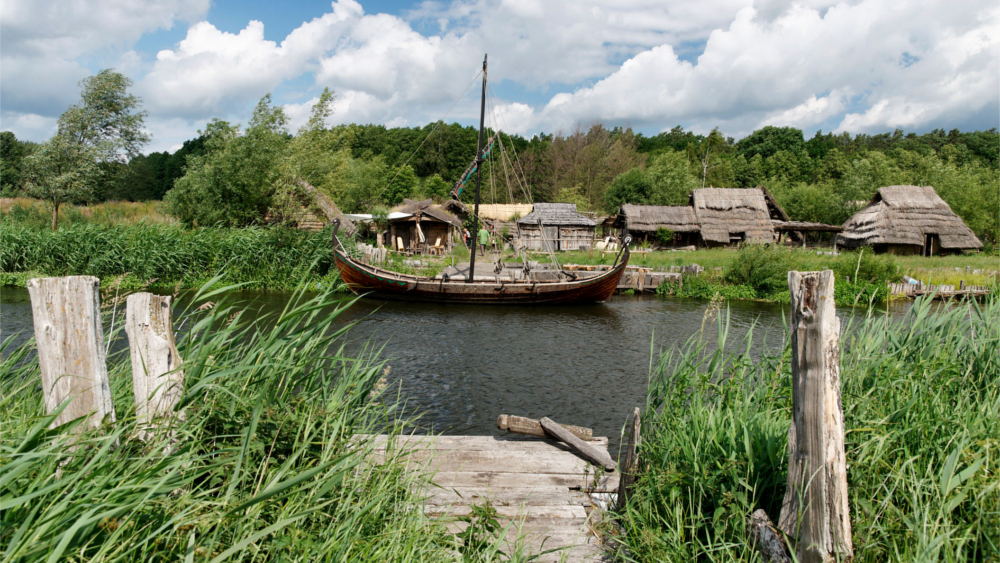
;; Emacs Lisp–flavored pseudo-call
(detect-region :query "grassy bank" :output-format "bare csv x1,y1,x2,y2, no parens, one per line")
0,284,528,561
0,222,344,291
614,296,999,561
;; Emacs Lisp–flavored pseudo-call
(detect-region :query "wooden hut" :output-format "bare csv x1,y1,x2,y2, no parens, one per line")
388,199,463,254
517,203,597,251
613,204,700,246
836,185,982,255
266,181,356,234
690,187,788,246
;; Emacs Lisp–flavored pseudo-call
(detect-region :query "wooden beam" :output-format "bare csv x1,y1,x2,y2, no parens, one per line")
27,276,116,432
778,270,853,563
616,407,641,509
125,293,184,434
539,417,616,471
497,414,593,441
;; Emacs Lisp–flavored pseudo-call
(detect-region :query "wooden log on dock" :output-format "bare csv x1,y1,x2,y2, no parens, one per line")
539,417,616,471
498,414,593,441
27,276,116,432
125,293,184,434
778,270,853,563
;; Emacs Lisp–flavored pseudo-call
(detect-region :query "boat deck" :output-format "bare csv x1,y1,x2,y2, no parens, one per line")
370,434,618,562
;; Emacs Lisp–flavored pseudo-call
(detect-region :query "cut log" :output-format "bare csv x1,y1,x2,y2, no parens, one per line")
778,271,853,563
748,509,791,563
616,407,641,509
498,414,593,441
27,276,116,432
539,417,616,471
125,293,184,432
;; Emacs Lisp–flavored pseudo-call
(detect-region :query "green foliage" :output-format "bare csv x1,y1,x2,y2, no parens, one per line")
655,227,674,246
1,131,36,196
423,174,450,199
383,164,417,206
57,69,150,162
833,249,902,284
20,134,100,229
735,125,805,160
618,296,1000,561
605,168,653,213
723,244,790,295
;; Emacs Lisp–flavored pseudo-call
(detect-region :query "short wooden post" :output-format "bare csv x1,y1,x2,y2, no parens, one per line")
125,293,184,430
27,276,116,431
616,407,641,510
779,270,853,562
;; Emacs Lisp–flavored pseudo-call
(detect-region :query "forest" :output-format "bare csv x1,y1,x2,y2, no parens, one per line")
1,72,997,242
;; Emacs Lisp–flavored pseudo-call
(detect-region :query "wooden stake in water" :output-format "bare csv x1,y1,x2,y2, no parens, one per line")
27,276,116,431
125,293,184,433
779,270,853,563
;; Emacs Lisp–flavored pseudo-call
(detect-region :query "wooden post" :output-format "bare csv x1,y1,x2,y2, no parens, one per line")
27,276,116,431
616,407,641,509
779,270,853,563
539,417,616,471
498,414,592,440
125,293,184,431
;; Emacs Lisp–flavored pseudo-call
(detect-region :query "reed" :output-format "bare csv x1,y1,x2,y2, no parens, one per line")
614,296,999,562
0,282,544,561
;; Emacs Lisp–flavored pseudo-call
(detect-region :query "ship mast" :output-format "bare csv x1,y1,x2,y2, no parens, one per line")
467,54,488,283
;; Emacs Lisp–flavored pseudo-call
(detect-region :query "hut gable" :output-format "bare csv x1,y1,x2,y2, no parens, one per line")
266,181,355,234
393,198,463,227
837,185,982,251
618,204,699,233
517,203,597,227
690,188,777,244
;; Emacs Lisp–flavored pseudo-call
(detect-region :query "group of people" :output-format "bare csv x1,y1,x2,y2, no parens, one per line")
461,225,493,257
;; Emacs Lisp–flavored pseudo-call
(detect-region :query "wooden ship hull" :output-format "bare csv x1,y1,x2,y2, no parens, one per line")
333,247,629,305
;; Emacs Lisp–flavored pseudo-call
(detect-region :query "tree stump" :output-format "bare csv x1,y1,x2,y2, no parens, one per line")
125,293,184,437
778,270,853,563
27,276,116,432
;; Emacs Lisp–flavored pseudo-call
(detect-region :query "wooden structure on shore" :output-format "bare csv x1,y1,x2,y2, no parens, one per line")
837,185,982,256
888,282,991,299
388,198,463,254
517,203,597,251
369,431,617,562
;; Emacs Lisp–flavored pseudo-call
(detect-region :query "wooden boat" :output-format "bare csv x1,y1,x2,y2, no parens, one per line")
330,53,630,305
332,227,630,305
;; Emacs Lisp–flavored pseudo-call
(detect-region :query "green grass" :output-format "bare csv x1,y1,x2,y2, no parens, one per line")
612,296,1000,562
0,281,551,562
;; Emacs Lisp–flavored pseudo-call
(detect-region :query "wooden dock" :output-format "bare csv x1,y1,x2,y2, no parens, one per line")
888,282,991,299
370,434,618,562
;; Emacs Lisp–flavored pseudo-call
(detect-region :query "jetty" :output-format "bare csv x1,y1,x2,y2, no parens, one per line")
368,430,621,562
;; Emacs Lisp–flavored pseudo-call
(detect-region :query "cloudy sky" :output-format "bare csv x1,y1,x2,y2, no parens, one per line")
2,0,998,153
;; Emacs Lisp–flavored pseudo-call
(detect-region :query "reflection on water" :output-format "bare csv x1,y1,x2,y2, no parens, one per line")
0,287,905,454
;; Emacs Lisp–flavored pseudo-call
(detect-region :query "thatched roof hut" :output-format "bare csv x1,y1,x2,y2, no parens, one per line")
837,185,982,255
615,204,699,233
517,203,597,251
690,187,789,245
266,181,356,234
387,198,462,253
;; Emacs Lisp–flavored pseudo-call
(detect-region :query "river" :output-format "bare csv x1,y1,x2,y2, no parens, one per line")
0,287,908,454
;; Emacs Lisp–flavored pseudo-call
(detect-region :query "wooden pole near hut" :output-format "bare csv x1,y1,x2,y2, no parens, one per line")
778,270,853,563
27,276,116,432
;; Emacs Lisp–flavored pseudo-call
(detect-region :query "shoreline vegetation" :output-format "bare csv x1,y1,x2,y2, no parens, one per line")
615,294,999,562
3,200,996,305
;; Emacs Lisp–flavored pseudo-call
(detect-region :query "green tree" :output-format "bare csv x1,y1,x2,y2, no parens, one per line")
734,126,805,160
21,134,99,229
646,149,697,205
604,168,653,213
1,131,34,195
687,127,728,188
383,164,417,206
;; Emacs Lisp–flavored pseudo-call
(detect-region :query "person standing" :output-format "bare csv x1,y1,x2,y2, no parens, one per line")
463,228,471,249
478,225,490,256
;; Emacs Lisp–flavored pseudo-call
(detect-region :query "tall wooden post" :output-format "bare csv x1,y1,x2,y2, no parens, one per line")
779,270,852,563
125,293,184,429
27,276,116,431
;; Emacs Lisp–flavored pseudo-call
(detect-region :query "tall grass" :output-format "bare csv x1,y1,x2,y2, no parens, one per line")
1,223,342,290
1,198,177,228
1,283,512,561
615,296,999,561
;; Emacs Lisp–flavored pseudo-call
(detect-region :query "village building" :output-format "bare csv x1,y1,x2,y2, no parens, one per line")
388,198,463,254
837,185,982,256
265,181,356,235
517,203,597,251
612,204,700,246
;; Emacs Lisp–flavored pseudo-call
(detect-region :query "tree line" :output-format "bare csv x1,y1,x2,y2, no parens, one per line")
2,67,997,241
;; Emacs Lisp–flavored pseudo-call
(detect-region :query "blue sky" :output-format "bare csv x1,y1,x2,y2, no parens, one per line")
2,0,998,153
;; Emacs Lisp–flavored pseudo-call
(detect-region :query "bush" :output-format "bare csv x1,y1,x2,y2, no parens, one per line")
723,244,789,295
833,250,901,283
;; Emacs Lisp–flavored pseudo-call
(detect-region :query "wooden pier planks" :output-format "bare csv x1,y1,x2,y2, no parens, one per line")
369,433,616,561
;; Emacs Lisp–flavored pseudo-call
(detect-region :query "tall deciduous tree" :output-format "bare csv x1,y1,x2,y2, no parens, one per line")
58,69,150,162
21,134,98,230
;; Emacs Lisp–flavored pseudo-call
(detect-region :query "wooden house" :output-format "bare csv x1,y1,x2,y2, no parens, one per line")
690,187,788,246
388,199,463,253
517,203,597,251
266,181,356,235
613,204,701,246
836,185,982,255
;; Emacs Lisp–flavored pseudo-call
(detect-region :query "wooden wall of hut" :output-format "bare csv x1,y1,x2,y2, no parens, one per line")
517,225,594,251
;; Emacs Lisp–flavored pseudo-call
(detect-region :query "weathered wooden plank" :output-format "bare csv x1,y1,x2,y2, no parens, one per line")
779,271,853,563
425,504,587,519
540,417,616,471
419,487,590,507
617,407,640,509
498,415,593,440
27,276,116,432
368,434,609,451
432,471,619,492
125,293,184,430
376,449,601,474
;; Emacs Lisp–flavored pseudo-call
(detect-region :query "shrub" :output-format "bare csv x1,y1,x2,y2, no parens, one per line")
834,249,901,284
723,244,789,295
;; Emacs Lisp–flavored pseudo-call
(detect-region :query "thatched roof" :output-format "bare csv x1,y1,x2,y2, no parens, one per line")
772,220,842,232
391,198,463,227
690,188,780,243
517,203,597,227
617,204,699,232
837,185,982,250
266,182,355,233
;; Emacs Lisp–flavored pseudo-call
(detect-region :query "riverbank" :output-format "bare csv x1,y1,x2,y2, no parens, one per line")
613,295,999,561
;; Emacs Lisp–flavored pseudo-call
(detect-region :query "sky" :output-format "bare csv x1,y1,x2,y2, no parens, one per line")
1,0,998,154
